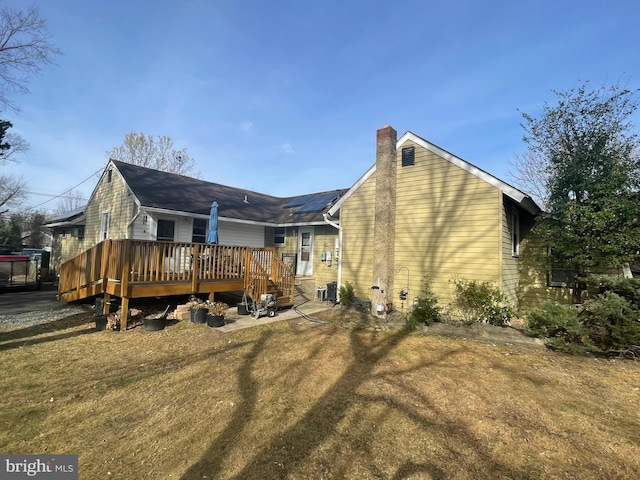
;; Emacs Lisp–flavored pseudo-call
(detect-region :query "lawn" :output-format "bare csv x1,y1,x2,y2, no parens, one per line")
0,310,639,479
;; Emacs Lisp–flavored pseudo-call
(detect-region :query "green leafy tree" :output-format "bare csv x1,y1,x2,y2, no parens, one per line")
520,83,640,300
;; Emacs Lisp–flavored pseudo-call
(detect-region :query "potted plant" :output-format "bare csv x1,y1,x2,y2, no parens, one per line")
143,305,171,331
95,315,108,331
187,295,207,323
206,300,229,327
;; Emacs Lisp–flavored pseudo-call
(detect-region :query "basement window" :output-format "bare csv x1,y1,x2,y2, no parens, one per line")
401,146,415,167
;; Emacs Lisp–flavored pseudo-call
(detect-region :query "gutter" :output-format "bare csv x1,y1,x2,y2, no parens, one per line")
323,213,342,301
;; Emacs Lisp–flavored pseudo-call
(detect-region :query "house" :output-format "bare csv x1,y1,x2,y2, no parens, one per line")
46,160,347,298
324,125,550,312
45,206,86,273
51,126,591,316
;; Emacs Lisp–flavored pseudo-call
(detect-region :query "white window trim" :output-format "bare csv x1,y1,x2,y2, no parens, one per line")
100,212,110,241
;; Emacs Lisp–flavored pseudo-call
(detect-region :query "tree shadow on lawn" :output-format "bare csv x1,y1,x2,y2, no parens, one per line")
0,313,97,351
179,326,543,480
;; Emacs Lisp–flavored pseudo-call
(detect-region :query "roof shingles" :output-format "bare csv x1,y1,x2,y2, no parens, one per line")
113,160,345,225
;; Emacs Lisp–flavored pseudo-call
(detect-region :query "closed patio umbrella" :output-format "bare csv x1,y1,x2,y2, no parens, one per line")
206,201,219,244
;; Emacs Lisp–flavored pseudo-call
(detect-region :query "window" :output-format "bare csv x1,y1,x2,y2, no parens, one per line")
401,146,415,167
547,247,574,287
100,212,110,240
74,227,85,239
274,227,286,246
192,218,206,243
157,219,175,241
548,269,574,288
107,169,112,183
511,211,520,257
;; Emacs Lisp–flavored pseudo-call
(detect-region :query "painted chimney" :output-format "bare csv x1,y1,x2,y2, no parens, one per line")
372,125,397,315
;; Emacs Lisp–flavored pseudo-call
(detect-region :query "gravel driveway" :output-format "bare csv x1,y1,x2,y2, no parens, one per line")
0,283,89,329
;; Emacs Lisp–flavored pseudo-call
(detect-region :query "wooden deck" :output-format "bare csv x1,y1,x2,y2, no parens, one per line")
57,240,295,330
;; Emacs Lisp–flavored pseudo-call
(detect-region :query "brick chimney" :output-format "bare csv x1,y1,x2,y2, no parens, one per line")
372,125,397,315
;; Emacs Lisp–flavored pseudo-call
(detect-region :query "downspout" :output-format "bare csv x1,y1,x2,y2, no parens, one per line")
323,213,342,301
127,205,142,240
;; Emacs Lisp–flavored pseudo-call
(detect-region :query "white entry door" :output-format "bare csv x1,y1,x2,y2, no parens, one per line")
297,227,314,276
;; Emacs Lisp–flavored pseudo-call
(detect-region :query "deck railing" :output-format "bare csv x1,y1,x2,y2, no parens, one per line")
58,240,295,326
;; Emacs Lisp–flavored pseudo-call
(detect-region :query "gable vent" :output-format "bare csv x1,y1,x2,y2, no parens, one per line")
401,146,415,167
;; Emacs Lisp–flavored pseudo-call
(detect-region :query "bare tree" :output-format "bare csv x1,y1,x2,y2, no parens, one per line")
508,149,550,211
106,132,198,176
53,189,86,214
0,171,25,214
0,118,28,163
0,3,61,111
0,3,59,215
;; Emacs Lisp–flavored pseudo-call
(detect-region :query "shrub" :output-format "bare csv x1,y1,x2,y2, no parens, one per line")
338,282,355,309
525,301,583,340
581,292,640,354
406,277,441,330
588,275,640,308
450,279,514,326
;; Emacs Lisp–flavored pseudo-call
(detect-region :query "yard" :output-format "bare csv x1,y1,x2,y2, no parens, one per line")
0,309,639,479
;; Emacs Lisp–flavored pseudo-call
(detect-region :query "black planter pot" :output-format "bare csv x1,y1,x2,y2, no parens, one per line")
192,308,207,324
143,316,166,332
237,303,250,316
95,315,108,331
206,314,225,327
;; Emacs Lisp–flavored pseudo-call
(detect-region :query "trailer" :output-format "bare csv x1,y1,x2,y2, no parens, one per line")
0,255,40,289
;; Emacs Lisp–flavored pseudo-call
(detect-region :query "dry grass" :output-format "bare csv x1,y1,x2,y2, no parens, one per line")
1,309,639,480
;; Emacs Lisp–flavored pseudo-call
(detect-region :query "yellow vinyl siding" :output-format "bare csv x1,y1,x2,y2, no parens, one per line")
341,174,377,299
393,142,501,306
311,225,339,290
51,234,86,274
517,234,573,309
341,141,505,307
84,167,136,248
273,226,338,289
501,198,520,308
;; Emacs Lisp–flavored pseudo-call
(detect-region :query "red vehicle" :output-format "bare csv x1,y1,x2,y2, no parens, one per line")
0,255,41,289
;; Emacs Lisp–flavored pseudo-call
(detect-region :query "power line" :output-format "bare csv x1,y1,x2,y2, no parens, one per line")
23,191,89,200
24,167,103,211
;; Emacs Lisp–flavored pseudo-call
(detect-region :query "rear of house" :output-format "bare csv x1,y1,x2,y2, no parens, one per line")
331,126,541,313
48,128,601,312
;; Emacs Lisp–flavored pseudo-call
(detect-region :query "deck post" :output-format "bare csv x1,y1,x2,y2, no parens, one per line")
100,240,110,314
191,242,200,293
119,239,131,331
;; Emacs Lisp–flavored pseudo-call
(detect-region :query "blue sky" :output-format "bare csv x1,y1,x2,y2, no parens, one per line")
3,0,640,212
